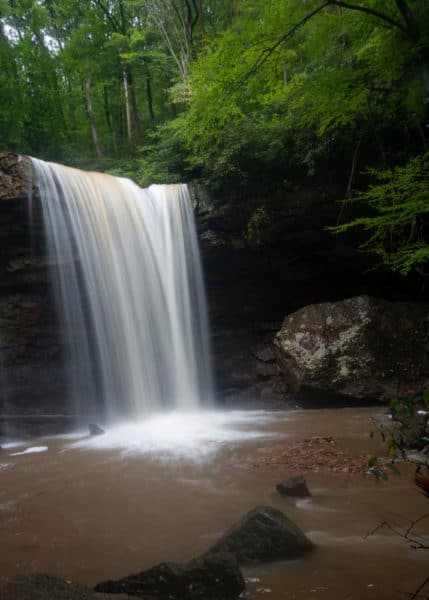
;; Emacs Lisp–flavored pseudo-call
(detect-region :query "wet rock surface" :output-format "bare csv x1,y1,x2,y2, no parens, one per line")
274,295,429,402
0,152,32,202
194,187,424,409
0,574,96,600
207,505,314,563
89,424,105,436
94,553,245,600
0,153,67,417
276,475,311,497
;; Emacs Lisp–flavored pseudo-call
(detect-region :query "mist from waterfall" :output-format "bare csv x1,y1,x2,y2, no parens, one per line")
31,158,214,420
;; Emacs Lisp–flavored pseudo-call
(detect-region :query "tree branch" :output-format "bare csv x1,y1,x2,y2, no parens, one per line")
230,0,414,97
92,0,120,32
394,0,419,42
364,513,429,550
410,576,429,600
328,0,410,38
229,1,331,94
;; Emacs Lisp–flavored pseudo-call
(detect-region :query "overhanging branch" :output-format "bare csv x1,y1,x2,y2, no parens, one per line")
227,0,413,99
328,0,410,37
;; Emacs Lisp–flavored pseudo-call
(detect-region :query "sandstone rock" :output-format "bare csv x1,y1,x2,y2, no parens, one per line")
274,295,429,401
207,505,314,564
94,553,244,599
0,152,32,201
276,475,311,497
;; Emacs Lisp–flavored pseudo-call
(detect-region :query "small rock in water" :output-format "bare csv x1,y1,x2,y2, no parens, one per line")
88,424,105,436
207,505,314,564
276,475,311,497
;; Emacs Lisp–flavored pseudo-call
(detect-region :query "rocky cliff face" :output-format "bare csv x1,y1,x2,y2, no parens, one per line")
0,152,67,418
0,153,425,419
193,185,423,407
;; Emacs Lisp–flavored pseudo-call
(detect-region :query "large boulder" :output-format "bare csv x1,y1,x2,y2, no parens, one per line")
94,553,245,599
273,295,429,401
207,505,314,563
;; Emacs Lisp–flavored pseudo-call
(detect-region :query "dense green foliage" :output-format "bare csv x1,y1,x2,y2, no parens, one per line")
331,153,429,275
1,0,428,273
0,0,227,161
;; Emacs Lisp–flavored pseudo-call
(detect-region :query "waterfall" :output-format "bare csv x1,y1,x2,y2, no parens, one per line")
31,158,214,420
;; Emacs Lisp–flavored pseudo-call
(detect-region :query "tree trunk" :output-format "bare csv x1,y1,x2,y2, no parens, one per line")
123,70,132,144
128,70,143,145
192,0,205,48
84,78,104,158
145,65,155,121
103,85,116,154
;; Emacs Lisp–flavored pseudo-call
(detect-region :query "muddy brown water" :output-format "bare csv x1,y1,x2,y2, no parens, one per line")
0,408,428,599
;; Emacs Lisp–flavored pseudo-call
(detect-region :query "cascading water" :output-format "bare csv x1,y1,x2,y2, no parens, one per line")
31,158,214,421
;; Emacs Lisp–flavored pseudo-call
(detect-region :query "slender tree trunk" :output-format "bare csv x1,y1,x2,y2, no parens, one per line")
128,70,143,145
84,77,104,158
345,132,364,199
192,0,205,48
123,70,142,146
337,129,366,225
123,70,132,144
103,85,112,134
103,85,117,154
145,67,155,121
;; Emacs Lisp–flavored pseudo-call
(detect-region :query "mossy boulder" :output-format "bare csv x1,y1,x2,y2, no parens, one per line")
274,295,429,401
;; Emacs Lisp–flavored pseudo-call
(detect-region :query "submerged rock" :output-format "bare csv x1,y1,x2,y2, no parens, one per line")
94,553,244,599
274,295,429,401
88,424,105,436
207,505,314,564
277,475,311,497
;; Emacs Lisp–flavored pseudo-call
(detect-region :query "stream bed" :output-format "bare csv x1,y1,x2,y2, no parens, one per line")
0,407,428,599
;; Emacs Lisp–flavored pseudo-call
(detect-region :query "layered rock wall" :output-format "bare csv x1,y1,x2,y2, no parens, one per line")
0,153,67,415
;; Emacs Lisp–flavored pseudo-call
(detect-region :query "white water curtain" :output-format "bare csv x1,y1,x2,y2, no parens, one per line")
32,158,214,420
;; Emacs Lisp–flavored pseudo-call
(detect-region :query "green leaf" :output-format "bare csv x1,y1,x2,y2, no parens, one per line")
368,456,378,468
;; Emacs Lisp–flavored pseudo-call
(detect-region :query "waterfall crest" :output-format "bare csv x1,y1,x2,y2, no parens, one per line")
32,158,213,420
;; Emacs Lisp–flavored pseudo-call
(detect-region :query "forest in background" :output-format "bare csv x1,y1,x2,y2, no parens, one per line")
1,0,428,275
